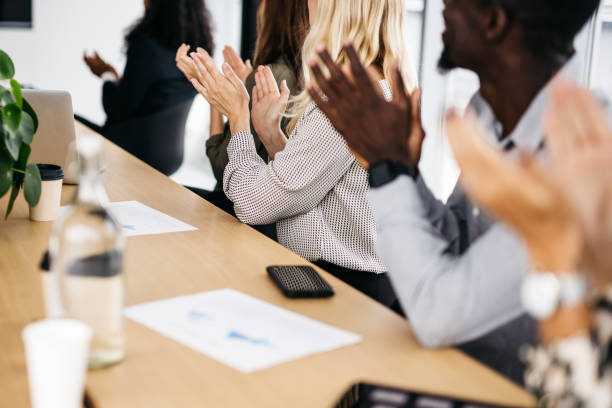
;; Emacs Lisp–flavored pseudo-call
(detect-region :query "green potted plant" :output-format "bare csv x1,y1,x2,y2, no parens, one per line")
0,49,41,219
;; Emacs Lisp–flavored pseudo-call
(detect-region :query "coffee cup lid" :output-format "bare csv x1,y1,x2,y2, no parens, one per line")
36,164,64,181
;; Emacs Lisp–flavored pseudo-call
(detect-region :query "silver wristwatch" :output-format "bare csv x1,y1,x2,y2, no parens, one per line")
520,272,588,320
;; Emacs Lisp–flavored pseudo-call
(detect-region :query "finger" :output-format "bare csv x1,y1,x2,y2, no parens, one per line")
224,46,239,65
222,62,245,90
190,78,209,100
193,49,224,82
246,59,253,71
254,71,265,100
309,61,345,104
411,88,422,121
316,45,353,93
392,65,410,106
222,46,233,66
307,84,330,112
264,66,280,97
315,47,355,100
344,43,373,89
176,44,186,62
258,66,271,95
190,54,213,88
252,85,259,105
570,84,611,146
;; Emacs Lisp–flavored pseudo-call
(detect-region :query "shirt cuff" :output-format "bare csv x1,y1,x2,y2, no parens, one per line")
227,130,257,154
101,71,117,82
368,175,425,226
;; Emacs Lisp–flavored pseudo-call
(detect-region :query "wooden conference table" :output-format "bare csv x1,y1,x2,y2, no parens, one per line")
0,122,536,407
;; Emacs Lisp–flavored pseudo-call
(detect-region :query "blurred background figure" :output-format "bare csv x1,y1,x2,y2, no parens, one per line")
176,0,309,239
79,0,215,175
447,80,612,407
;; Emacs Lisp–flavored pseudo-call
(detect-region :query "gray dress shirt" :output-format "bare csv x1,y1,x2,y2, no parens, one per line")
366,81,562,384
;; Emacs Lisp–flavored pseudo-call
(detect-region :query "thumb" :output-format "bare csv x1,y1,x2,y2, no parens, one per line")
246,59,253,71
280,80,290,104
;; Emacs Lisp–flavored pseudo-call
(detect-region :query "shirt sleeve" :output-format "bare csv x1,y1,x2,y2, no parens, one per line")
102,38,159,124
223,107,354,225
368,175,528,347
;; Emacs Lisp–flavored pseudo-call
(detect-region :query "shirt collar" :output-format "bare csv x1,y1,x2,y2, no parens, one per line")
467,60,576,155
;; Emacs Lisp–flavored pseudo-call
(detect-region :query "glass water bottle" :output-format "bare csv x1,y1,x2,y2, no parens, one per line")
49,135,126,369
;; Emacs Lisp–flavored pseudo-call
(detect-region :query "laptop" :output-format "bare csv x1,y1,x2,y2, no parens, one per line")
22,90,79,184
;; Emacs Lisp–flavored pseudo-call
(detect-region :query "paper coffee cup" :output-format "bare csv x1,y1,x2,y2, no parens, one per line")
29,164,64,222
22,319,92,408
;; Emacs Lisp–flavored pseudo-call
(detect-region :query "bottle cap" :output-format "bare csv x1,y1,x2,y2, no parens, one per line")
36,164,64,181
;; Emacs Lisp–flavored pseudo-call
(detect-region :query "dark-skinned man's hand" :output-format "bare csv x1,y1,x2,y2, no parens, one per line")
307,43,424,170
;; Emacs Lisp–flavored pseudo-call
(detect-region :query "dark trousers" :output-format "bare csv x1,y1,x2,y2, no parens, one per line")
188,187,278,242
315,260,405,317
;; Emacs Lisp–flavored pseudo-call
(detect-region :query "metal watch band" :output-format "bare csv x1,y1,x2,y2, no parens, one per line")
520,272,588,320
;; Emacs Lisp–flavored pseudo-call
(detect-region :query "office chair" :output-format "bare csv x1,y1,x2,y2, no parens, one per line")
103,99,194,175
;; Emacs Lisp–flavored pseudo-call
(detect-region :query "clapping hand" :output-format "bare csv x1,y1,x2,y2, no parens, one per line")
307,43,423,169
84,51,119,81
222,46,253,84
176,44,197,80
188,48,250,135
251,66,290,159
543,80,612,286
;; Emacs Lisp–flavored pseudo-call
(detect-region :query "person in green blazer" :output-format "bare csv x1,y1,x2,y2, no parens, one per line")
177,0,309,234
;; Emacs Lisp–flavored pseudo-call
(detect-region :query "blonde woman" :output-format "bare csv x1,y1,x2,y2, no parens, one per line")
187,0,417,312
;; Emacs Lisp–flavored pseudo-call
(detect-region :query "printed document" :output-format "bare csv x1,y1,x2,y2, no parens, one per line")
125,289,362,372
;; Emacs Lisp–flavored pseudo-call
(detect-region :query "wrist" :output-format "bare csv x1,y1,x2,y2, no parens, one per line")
229,111,250,136
521,271,589,323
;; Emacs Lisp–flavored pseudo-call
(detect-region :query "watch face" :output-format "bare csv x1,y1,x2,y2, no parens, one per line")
521,273,561,319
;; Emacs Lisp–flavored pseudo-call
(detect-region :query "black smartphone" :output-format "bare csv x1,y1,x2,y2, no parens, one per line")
266,265,334,298
334,382,520,408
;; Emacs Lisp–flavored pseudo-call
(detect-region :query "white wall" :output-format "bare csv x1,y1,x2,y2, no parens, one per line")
0,0,242,190
0,0,144,124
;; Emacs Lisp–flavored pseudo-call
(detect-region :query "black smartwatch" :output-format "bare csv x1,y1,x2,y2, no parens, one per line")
368,159,417,188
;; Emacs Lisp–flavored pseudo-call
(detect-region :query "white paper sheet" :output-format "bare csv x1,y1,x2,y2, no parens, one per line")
60,201,197,237
125,289,362,373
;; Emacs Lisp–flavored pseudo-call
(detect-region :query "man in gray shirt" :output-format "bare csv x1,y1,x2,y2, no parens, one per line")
307,0,601,384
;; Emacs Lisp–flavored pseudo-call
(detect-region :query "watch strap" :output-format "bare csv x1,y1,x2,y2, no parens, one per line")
368,160,417,188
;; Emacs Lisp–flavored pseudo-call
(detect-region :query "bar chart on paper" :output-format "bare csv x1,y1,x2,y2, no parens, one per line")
125,289,362,372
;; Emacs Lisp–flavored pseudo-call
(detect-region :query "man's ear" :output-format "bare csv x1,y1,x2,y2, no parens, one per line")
483,5,509,42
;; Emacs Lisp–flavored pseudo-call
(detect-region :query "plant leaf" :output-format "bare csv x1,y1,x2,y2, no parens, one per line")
4,132,21,160
5,143,30,218
5,178,21,219
15,142,30,171
10,79,22,109
0,151,13,197
0,50,15,79
24,163,41,206
0,86,14,105
2,103,21,133
22,99,38,133
17,111,34,144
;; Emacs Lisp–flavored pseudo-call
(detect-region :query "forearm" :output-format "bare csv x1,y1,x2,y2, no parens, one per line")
260,128,287,160
369,176,528,347
209,106,225,136
223,131,316,224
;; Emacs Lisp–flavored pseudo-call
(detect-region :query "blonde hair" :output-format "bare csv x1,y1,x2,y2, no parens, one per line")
287,0,418,134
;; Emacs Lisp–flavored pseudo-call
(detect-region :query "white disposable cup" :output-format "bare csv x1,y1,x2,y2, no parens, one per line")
29,164,64,222
22,319,92,408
